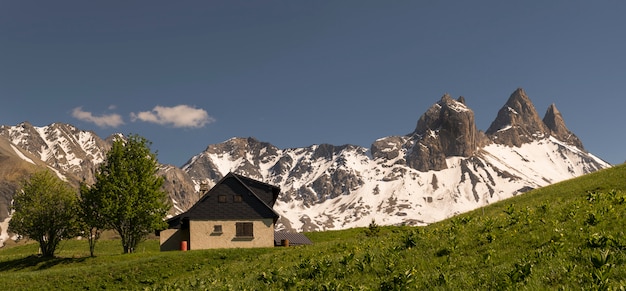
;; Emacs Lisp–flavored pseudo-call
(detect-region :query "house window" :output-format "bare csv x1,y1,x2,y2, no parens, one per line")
235,222,253,238
234,195,242,203
218,195,227,203
213,225,223,234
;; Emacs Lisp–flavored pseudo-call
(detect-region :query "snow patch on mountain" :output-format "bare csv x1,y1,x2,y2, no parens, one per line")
0,216,11,247
1,122,112,185
10,144,35,165
183,135,609,232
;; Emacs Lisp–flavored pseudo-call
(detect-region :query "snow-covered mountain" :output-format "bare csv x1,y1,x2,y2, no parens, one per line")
181,88,610,231
0,123,197,246
0,88,612,242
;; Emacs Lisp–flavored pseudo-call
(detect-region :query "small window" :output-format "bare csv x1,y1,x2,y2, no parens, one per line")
234,195,242,203
236,222,253,237
213,225,223,233
218,195,227,203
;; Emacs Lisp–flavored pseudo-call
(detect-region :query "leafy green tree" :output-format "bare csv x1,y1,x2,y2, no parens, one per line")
79,182,106,257
9,170,81,257
88,134,170,253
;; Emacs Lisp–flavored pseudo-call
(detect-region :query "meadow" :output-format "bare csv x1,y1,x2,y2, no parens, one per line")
1,164,625,290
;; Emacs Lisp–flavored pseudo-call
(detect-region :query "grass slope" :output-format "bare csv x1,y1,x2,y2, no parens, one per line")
1,164,625,290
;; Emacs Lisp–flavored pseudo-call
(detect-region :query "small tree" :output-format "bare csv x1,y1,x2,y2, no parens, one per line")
364,219,381,237
79,182,106,257
9,170,80,257
88,134,170,253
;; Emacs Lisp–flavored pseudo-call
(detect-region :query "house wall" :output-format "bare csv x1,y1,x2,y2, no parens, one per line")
159,228,187,251
189,219,274,250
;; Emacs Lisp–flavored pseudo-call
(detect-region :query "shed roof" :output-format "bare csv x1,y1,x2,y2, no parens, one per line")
274,231,313,246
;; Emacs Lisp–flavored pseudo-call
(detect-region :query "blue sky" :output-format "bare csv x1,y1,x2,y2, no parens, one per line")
1,1,624,166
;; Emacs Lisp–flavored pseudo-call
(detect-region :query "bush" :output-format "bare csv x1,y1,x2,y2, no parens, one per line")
364,219,381,237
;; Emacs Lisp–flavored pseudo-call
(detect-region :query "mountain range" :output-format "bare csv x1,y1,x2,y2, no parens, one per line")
0,88,610,246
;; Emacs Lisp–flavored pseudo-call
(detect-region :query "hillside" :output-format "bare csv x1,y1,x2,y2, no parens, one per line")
1,164,625,289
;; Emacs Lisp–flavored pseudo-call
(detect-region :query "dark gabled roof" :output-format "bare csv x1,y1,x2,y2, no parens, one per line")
232,173,280,207
168,173,280,227
274,232,313,246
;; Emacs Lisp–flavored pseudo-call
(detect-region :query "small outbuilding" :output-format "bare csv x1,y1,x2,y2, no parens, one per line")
158,172,280,251
274,231,313,247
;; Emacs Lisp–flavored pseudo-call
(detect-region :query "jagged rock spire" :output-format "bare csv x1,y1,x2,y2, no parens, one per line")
405,94,480,171
486,88,550,147
543,103,584,149
375,88,588,173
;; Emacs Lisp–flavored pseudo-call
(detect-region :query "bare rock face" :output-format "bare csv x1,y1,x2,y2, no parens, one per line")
486,88,550,146
543,103,584,149
311,167,363,202
405,94,480,171
159,165,200,214
371,136,407,161
406,133,448,171
278,143,366,207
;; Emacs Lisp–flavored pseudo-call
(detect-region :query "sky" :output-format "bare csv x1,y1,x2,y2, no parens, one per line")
1,1,624,166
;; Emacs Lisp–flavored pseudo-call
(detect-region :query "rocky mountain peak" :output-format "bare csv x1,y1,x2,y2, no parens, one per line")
543,103,584,149
183,137,281,183
414,93,471,134
405,94,481,171
486,88,550,147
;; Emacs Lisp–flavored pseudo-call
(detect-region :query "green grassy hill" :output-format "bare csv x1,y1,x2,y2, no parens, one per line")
1,164,625,290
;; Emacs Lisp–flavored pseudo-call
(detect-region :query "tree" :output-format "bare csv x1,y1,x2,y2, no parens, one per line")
79,182,106,257
88,134,170,253
9,170,81,257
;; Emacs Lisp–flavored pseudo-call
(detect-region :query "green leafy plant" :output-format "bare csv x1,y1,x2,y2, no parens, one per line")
508,260,533,284
9,170,81,257
591,249,614,290
85,134,170,254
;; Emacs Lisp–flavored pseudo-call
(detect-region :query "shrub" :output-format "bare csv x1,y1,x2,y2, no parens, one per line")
364,219,381,237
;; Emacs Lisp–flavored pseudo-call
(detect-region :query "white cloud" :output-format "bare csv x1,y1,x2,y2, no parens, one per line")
72,107,125,128
130,105,215,128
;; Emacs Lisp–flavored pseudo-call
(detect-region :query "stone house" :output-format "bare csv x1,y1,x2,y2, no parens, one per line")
158,172,280,251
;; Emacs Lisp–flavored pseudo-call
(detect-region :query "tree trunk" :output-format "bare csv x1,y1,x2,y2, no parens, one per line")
88,228,100,257
40,233,58,257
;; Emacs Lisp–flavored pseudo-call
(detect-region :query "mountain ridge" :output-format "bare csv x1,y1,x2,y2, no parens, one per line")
0,88,612,243
181,88,609,231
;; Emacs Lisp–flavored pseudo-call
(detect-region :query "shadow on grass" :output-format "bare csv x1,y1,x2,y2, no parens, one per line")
0,255,88,272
